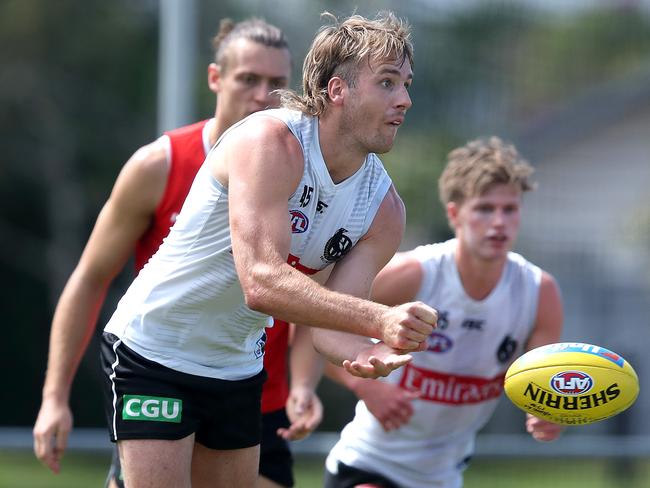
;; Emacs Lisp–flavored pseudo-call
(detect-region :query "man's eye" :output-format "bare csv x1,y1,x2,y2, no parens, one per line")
381,79,394,88
242,75,257,85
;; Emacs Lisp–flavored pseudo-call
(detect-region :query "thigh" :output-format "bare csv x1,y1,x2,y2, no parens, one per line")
119,435,194,488
104,446,124,488
191,442,260,488
259,409,294,487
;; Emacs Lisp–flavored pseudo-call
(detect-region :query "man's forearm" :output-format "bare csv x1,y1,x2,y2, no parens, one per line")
311,329,375,366
42,276,107,401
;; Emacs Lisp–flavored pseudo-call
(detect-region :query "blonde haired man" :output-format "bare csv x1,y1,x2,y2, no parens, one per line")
326,137,564,488
91,11,435,488
33,18,322,488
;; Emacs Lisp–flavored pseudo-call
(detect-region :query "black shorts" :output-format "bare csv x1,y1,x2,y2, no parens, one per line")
105,409,295,487
324,461,399,488
100,332,266,450
260,408,294,487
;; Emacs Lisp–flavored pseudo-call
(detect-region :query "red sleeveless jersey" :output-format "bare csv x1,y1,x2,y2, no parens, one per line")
134,119,289,413
134,120,209,271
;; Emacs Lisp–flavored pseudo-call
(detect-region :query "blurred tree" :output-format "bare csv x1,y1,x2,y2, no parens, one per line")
0,0,158,426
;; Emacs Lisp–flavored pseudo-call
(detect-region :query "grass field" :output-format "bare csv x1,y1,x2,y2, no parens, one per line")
2,450,649,487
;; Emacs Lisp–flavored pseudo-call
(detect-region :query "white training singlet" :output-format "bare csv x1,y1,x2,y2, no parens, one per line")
104,108,392,381
326,238,541,488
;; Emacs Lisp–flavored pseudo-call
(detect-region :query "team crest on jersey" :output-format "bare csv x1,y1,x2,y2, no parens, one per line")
322,227,352,263
427,332,453,353
289,210,309,233
497,335,518,363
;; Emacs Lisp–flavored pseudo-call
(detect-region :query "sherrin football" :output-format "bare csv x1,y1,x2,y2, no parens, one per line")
504,342,639,425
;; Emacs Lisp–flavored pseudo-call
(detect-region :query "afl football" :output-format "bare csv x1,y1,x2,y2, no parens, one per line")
504,342,639,425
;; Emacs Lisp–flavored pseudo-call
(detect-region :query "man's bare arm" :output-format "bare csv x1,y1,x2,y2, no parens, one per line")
33,140,169,473
218,117,435,351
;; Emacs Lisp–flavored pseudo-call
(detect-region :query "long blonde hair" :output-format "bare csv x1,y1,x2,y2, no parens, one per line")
281,11,413,116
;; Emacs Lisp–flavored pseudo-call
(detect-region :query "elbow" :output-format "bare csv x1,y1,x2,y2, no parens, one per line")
242,285,269,313
240,266,276,314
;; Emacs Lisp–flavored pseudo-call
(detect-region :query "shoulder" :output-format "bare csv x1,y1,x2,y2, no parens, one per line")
224,113,304,164
122,136,170,182
539,270,561,297
506,250,545,283
527,268,563,348
376,185,406,229
382,250,423,280
109,137,169,211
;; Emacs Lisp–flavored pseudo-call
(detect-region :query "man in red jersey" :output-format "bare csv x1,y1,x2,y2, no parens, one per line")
32,18,320,488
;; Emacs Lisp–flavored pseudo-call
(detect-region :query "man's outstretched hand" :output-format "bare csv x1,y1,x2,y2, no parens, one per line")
343,341,412,378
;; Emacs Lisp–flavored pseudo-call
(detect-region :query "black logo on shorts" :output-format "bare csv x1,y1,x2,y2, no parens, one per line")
322,228,352,263
497,335,518,363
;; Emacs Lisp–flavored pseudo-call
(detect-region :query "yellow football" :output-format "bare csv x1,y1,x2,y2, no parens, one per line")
504,342,639,425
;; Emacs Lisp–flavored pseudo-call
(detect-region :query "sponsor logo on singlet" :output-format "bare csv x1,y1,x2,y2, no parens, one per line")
316,200,328,213
550,371,593,395
400,363,504,404
461,318,484,330
122,395,182,423
254,331,267,359
290,210,309,233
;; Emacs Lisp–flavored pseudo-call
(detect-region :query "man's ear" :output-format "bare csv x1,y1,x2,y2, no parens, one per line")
327,76,347,106
446,201,459,228
207,63,222,94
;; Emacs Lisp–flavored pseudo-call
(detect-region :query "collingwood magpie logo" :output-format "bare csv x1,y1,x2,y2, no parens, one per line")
322,228,352,263
497,335,517,363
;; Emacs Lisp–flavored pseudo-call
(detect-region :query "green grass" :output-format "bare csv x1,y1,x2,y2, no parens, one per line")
0,451,109,488
2,450,649,488
0,451,325,488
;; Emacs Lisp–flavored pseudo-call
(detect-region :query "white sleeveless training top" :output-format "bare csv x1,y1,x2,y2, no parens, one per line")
104,108,392,381
326,238,541,488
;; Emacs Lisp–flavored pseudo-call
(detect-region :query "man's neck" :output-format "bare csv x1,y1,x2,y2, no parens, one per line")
454,242,506,301
318,115,367,184
209,117,225,147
